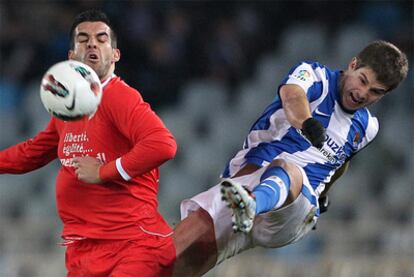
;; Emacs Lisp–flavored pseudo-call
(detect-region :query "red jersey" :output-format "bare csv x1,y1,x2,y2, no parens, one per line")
0,76,177,239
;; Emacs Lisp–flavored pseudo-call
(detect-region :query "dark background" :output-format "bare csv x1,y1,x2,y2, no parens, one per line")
0,1,413,276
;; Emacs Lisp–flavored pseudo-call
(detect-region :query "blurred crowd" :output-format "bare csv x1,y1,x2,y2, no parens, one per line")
0,1,413,276
1,1,412,110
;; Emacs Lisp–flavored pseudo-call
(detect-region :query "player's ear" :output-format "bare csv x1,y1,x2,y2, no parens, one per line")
68,50,74,60
112,48,120,62
348,57,358,70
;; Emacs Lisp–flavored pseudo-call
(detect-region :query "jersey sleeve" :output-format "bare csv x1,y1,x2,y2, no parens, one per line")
99,84,177,181
0,118,59,174
280,62,325,102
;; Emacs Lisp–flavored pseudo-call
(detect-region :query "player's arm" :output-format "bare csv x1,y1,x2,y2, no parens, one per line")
0,119,59,174
100,106,177,181
279,84,312,129
92,87,176,183
279,84,325,148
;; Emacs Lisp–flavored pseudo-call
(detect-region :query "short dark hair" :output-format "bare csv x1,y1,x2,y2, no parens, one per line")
69,9,117,49
355,40,408,92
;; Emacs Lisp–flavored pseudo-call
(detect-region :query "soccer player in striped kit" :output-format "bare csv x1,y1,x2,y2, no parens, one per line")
0,10,177,276
173,40,408,276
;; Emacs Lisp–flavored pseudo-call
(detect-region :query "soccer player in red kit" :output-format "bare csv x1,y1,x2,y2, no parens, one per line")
0,10,177,276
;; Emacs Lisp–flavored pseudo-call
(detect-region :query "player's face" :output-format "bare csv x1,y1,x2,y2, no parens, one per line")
340,58,387,111
68,21,120,82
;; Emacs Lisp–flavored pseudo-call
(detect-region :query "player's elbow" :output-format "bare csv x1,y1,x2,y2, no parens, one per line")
166,141,178,161
160,135,177,162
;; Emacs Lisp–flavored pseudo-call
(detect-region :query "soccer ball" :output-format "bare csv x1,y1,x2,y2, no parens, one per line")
40,60,102,121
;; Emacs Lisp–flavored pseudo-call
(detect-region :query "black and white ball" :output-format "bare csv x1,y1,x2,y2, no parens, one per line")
40,60,102,121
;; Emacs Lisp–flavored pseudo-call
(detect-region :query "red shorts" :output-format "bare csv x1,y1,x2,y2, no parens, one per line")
65,235,175,277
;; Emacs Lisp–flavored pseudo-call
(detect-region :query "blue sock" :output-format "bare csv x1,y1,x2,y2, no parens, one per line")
253,166,291,214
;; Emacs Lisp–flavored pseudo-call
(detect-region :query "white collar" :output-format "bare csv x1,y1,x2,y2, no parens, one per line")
101,74,116,89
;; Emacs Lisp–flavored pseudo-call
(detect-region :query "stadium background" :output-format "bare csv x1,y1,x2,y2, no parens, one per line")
0,1,413,276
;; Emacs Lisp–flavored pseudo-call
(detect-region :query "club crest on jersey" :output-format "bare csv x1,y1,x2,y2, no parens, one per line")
293,69,311,82
353,132,360,148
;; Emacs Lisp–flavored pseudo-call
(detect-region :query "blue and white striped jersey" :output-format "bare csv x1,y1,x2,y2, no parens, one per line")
222,61,379,198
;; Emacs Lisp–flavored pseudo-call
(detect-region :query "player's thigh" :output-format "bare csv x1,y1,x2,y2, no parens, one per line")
174,208,216,254
112,237,175,277
173,208,218,276
111,257,172,277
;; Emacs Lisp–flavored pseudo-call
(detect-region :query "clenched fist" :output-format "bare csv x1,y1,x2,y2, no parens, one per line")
301,118,326,149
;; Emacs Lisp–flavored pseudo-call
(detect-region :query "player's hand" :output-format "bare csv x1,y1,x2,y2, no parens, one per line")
301,118,326,148
73,156,103,184
318,195,329,214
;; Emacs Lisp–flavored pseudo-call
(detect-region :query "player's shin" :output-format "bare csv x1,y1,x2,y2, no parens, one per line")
253,166,291,214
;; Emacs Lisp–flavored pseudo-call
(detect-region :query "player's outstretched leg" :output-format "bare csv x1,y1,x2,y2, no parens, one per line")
220,179,256,233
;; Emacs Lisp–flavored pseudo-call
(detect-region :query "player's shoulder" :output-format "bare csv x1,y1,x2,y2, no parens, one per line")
290,60,334,81
354,107,379,140
294,60,331,71
354,107,378,125
103,76,143,102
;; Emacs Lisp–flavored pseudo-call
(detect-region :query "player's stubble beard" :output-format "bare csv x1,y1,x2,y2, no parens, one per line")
84,59,112,82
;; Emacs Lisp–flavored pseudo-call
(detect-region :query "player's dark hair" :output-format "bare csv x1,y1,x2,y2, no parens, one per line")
69,9,117,49
355,40,408,92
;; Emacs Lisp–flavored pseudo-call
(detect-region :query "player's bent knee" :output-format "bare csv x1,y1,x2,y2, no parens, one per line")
267,159,303,203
